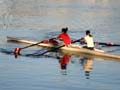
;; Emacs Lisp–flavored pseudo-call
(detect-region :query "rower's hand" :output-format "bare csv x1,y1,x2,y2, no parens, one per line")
49,38,59,45
71,39,81,43
79,38,85,44
50,37,57,40
71,40,75,43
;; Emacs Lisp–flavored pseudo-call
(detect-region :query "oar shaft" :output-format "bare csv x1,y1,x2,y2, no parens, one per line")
14,37,58,58
21,37,56,49
77,38,120,46
21,42,41,49
95,42,120,46
36,45,65,56
35,39,80,56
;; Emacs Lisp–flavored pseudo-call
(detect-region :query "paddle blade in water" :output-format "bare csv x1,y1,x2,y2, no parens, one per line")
14,48,22,58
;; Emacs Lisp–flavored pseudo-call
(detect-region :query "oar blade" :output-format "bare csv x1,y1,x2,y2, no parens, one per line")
14,48,22,58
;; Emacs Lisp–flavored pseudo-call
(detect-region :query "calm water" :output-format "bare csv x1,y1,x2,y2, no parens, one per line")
0,0,120,90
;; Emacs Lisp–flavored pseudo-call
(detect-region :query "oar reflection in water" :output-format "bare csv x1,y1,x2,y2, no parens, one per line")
80,57,94,79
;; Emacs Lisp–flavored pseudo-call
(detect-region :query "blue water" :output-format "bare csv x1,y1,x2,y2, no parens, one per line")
0,0,120,90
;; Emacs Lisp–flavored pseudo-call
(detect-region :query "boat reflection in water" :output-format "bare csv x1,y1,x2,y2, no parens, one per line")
54,52,94,78
80,57,94,79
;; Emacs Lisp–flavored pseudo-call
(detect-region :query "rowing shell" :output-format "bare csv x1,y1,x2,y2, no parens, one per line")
7,36,120,60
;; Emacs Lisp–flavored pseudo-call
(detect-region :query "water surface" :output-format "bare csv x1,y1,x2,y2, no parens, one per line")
0,0,120,90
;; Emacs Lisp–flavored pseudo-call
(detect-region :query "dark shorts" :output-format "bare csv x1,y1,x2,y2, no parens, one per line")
83,46,94,50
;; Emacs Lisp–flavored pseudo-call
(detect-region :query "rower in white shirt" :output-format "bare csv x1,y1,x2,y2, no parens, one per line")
81,30,94,50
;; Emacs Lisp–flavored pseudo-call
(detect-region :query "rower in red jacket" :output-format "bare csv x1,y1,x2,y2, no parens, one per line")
57,27,71,46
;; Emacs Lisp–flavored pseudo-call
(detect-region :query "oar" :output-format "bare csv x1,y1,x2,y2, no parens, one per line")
76,38,120,47
32,39,80,56
95,42,120,47
13,38,55,58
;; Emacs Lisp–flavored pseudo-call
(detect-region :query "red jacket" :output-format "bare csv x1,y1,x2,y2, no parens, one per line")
58,33,71,45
